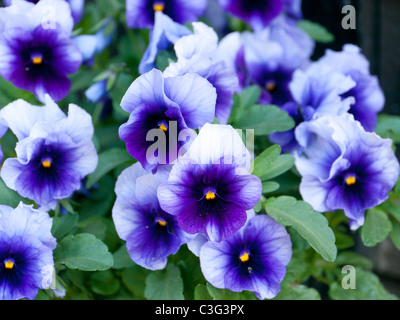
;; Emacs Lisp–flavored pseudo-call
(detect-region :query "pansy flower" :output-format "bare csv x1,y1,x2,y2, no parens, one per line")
0,95,98,210
158,124,262,243
119,68,216,173
269,63,356,153
218,0,303,31
126,0,207,29
283,0,303,20
139,11,190,74
295,114,400,230
164,22,239,124
218,0,284,31
217,17,314,107
3,0,85,25
0,0,82,102
316,44,385,132
0,202,56,300
187,209,255,257
74,18,115,66
112,163,191,271
200,215,292,300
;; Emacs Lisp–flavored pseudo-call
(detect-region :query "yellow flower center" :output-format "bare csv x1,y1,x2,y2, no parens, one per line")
159,123,168,132
42,159,52,168
4,260,14,270
158,219,167,227
346,176,357,186
153,2,165,11
205,191,216,201
32,56,43,65
265,81,276,92
240,252,250,263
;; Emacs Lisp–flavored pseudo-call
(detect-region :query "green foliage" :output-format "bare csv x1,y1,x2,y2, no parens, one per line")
0,178,25,208
273,285,321,300
329,268,398,300
265,196,337,262
229,86,295,135
54,234,114,271
235,104,295,136
361,208,393,247
253,145,295,181
297,20,335,43
144,264,185,300
86,147,133,189
376,114,400,144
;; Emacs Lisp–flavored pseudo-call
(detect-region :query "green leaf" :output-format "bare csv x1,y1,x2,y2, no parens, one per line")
54,233,114,271
390,220,400,250
122,265,150,299
0,178,25,207
78,218,108,241
90,270,120,296
156,50,177,72
112,244,135,270
144,264,185,300
335,232,355,250
194,284,213,300
329,268,398,300
79,175,116,220
265,196,337,262
86,147,133,189
263,154,295,181
59,199,77,214
252,145,281,178
262,181,280,194
257,156,295,182
51,213,79,240
273,285,321,300
297,20,335,43
394,175,400,194
287,228,310,251
252,145,295,182
281,250,309,287
235,104,295,136
229,86,261,124
379,194,400,222
0,77,36,105
334,252,373,270
361,208,392,247
206,283,241,300
238,86,262,109
376,114,400,144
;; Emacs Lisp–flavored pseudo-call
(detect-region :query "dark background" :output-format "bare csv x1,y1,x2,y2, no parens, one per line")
303,0,400,297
